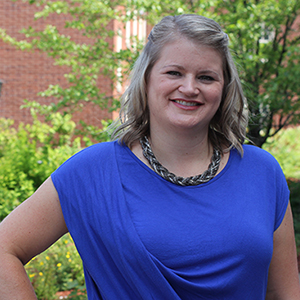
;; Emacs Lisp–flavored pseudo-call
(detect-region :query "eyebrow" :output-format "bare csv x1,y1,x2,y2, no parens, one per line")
162,64,223,78
162,64,185,70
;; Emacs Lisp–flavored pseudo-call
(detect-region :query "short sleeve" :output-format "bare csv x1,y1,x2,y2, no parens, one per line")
273,156,290,231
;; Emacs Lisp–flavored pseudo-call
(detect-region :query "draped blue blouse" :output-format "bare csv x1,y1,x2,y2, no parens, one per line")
51,141,289,299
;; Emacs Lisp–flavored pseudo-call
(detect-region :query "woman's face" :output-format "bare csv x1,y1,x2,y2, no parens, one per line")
146,38,224,135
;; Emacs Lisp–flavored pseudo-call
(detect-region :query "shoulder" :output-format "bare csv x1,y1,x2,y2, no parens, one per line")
229,144,286,181
65,141,120,164
238,144,287,185
77,140,118,156
242,144,280,166
52,141,125,177
242,143,273,157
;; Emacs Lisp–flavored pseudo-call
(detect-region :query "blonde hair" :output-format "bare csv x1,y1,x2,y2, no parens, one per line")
111,14,248,155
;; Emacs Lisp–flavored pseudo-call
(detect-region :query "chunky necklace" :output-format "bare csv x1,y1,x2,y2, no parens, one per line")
140,136,221,186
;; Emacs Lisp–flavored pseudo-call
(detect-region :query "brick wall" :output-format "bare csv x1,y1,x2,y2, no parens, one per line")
0,0,113,127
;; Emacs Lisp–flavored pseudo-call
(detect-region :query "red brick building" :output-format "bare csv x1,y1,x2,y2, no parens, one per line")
0,0,149,127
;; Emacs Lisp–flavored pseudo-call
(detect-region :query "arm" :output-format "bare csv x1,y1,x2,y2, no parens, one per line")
266,202,300,300
0,177,68,299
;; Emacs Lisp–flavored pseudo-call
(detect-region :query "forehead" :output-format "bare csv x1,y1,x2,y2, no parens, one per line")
153,38,224,72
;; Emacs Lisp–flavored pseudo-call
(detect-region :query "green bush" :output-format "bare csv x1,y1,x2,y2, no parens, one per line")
263,127,300,180
25,234,86,300
0,113,82,221
0,110,116,299
0,112,114,299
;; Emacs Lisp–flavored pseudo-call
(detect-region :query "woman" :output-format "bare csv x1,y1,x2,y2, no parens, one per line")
0,14,299,299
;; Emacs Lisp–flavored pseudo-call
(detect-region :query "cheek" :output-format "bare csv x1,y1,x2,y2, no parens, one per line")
206,86,223,104
148,81,171,103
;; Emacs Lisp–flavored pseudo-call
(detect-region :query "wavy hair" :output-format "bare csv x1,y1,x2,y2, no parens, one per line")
111,14,248,155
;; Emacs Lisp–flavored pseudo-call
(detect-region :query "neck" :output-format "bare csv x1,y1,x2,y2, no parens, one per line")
148,127,213,178
140,136,221,186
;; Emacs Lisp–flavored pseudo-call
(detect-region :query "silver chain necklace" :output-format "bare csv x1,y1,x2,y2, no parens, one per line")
140,136,221,186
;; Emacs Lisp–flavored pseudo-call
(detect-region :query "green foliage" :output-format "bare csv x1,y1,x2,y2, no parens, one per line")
263,127,300,180
0,113,90,298
77,119,114,146
0,111,116,298
25,234,87,299
210,0,300,147
0,113,82,221
1,0,299,147
0,0,136,115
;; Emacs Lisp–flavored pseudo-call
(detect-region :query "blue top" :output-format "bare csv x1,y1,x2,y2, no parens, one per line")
51,141,289,300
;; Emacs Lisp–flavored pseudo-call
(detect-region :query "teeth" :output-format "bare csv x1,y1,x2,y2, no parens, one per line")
174,100,199,106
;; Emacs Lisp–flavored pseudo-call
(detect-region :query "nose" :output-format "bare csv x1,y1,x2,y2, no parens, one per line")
178,76,200,97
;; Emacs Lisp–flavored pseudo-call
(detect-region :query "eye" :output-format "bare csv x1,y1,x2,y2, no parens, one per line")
166,71,182,76
198,75,215,81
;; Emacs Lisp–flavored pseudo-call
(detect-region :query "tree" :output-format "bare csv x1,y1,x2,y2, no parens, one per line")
210,0,300,147
1,0,300,147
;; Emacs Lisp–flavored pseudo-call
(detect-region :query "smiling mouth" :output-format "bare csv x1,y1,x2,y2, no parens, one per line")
172,100,201,107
